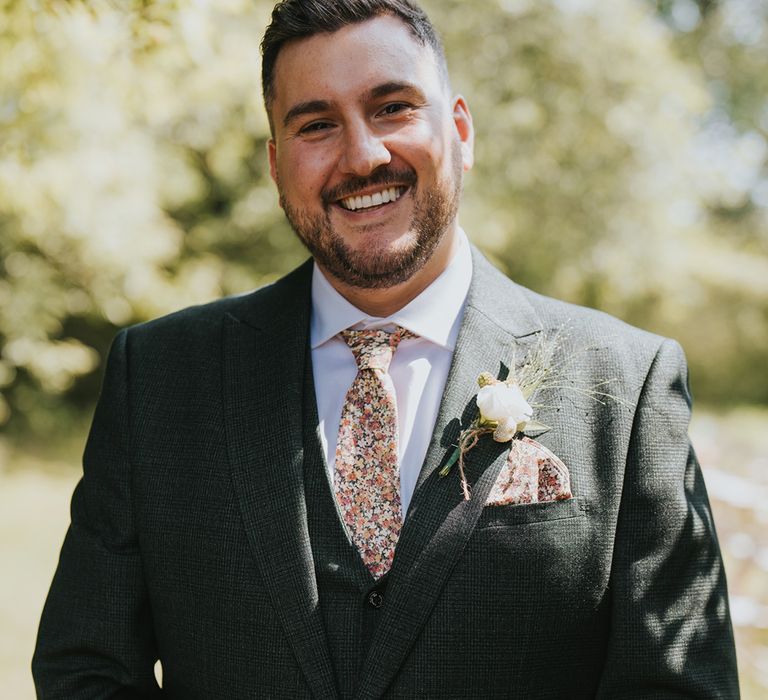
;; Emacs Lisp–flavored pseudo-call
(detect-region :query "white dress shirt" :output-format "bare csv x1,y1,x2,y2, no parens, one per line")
310,231,473,516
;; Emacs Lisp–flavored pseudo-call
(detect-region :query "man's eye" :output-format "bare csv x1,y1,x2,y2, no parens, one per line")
380,103,410,116
300,121,333,134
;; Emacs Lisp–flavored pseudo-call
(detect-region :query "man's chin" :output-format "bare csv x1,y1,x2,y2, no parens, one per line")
322,244,431,290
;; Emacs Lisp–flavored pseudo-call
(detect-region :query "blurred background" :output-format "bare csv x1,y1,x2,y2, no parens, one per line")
1,0,766,696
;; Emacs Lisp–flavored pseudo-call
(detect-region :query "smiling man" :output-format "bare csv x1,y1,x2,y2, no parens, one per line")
265,10,471,314
33,1,739,698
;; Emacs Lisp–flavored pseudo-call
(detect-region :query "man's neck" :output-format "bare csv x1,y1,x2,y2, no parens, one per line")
317,229,460,318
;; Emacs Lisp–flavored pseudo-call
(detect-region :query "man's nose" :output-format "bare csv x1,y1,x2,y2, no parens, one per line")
338,125,391,176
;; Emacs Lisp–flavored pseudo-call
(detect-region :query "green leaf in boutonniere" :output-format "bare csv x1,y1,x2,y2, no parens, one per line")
521,419,551,438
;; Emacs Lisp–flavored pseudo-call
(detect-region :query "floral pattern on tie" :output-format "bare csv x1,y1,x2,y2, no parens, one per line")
334,327,416,579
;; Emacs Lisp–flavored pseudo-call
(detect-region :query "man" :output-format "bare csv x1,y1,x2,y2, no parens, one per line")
33,0,739,698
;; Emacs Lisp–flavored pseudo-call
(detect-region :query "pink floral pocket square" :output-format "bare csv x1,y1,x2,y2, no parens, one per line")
486,437,572,506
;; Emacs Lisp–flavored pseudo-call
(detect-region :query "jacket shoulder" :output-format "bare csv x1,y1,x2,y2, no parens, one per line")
120,259,313,351
471,246,669,361
507,279,684,392
524,286,665,349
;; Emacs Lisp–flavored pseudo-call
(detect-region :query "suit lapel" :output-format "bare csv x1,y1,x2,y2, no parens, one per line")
223,262,339,700
354,248,543,700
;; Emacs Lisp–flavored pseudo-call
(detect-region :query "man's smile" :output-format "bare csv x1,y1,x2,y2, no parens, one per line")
337,185,408,212
321,166,417,218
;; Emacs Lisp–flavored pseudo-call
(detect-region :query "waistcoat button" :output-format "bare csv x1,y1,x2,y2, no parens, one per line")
367,590,384,609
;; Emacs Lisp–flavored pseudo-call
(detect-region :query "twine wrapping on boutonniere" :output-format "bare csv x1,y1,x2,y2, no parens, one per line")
439,372,549,500
440,326,621,500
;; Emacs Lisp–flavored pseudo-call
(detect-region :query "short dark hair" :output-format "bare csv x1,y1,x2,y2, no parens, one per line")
261,0,448,116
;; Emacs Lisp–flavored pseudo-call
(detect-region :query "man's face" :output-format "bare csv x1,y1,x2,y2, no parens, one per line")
267,14,474,289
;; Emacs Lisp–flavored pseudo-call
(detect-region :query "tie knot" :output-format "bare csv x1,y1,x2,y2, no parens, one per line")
341,327,416,372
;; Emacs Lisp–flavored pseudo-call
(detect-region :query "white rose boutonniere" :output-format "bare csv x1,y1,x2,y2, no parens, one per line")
476,376,533,441
439,372,550,500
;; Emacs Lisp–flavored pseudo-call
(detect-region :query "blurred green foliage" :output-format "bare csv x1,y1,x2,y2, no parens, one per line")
1,0,767,442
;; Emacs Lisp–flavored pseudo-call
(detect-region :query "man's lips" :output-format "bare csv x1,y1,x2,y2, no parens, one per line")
322,167,417,214
337,185,407,212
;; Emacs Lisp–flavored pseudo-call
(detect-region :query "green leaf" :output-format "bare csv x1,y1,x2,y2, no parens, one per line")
522,420,551,436
439,447,461,477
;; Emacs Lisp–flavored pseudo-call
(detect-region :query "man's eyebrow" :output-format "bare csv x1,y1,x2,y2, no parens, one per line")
367,81,425,102
283,100,332,128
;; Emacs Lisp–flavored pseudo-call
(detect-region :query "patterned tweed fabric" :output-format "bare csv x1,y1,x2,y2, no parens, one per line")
334,327,416,579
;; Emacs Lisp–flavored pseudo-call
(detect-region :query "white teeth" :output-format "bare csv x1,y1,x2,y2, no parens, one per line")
340,186,403,211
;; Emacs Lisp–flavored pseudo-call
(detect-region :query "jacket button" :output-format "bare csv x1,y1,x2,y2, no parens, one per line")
367,590,384,609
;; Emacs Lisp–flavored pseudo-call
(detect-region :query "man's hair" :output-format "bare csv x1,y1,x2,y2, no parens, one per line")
261,0,448,116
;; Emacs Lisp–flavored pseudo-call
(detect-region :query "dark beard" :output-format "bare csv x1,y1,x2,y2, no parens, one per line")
279,142,464,290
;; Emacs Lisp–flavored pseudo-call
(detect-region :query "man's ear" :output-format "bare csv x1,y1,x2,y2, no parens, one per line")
452,96,474,172
267,138,279,187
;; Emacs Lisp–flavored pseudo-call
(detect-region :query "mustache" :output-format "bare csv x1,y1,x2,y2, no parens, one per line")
322,167,417,206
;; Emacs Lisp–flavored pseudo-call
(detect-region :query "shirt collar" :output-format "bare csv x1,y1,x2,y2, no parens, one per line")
310,229,473,350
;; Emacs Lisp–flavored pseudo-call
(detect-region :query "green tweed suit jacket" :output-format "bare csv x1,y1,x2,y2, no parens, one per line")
33,248,739,698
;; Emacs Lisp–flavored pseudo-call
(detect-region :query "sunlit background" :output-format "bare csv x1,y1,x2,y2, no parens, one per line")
1,0,767,696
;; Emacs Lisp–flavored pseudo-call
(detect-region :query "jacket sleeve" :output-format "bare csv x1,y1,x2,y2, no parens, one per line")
32,329,162,698
596,338,739,698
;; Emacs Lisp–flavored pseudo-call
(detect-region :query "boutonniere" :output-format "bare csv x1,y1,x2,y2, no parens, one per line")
440,326,620,500
439,372,550,500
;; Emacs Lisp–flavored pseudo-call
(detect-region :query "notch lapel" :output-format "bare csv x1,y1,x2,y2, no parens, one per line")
223,262,338,700
354,249,543,700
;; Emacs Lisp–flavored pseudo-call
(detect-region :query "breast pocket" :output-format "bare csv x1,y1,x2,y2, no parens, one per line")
452,495,603,621
475,496,588,529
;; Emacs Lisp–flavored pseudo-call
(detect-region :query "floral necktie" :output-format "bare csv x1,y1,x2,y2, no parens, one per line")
334,326,416,579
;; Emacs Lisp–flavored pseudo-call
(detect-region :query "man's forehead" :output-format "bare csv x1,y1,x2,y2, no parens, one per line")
277,13,427,61
271,15,440,110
